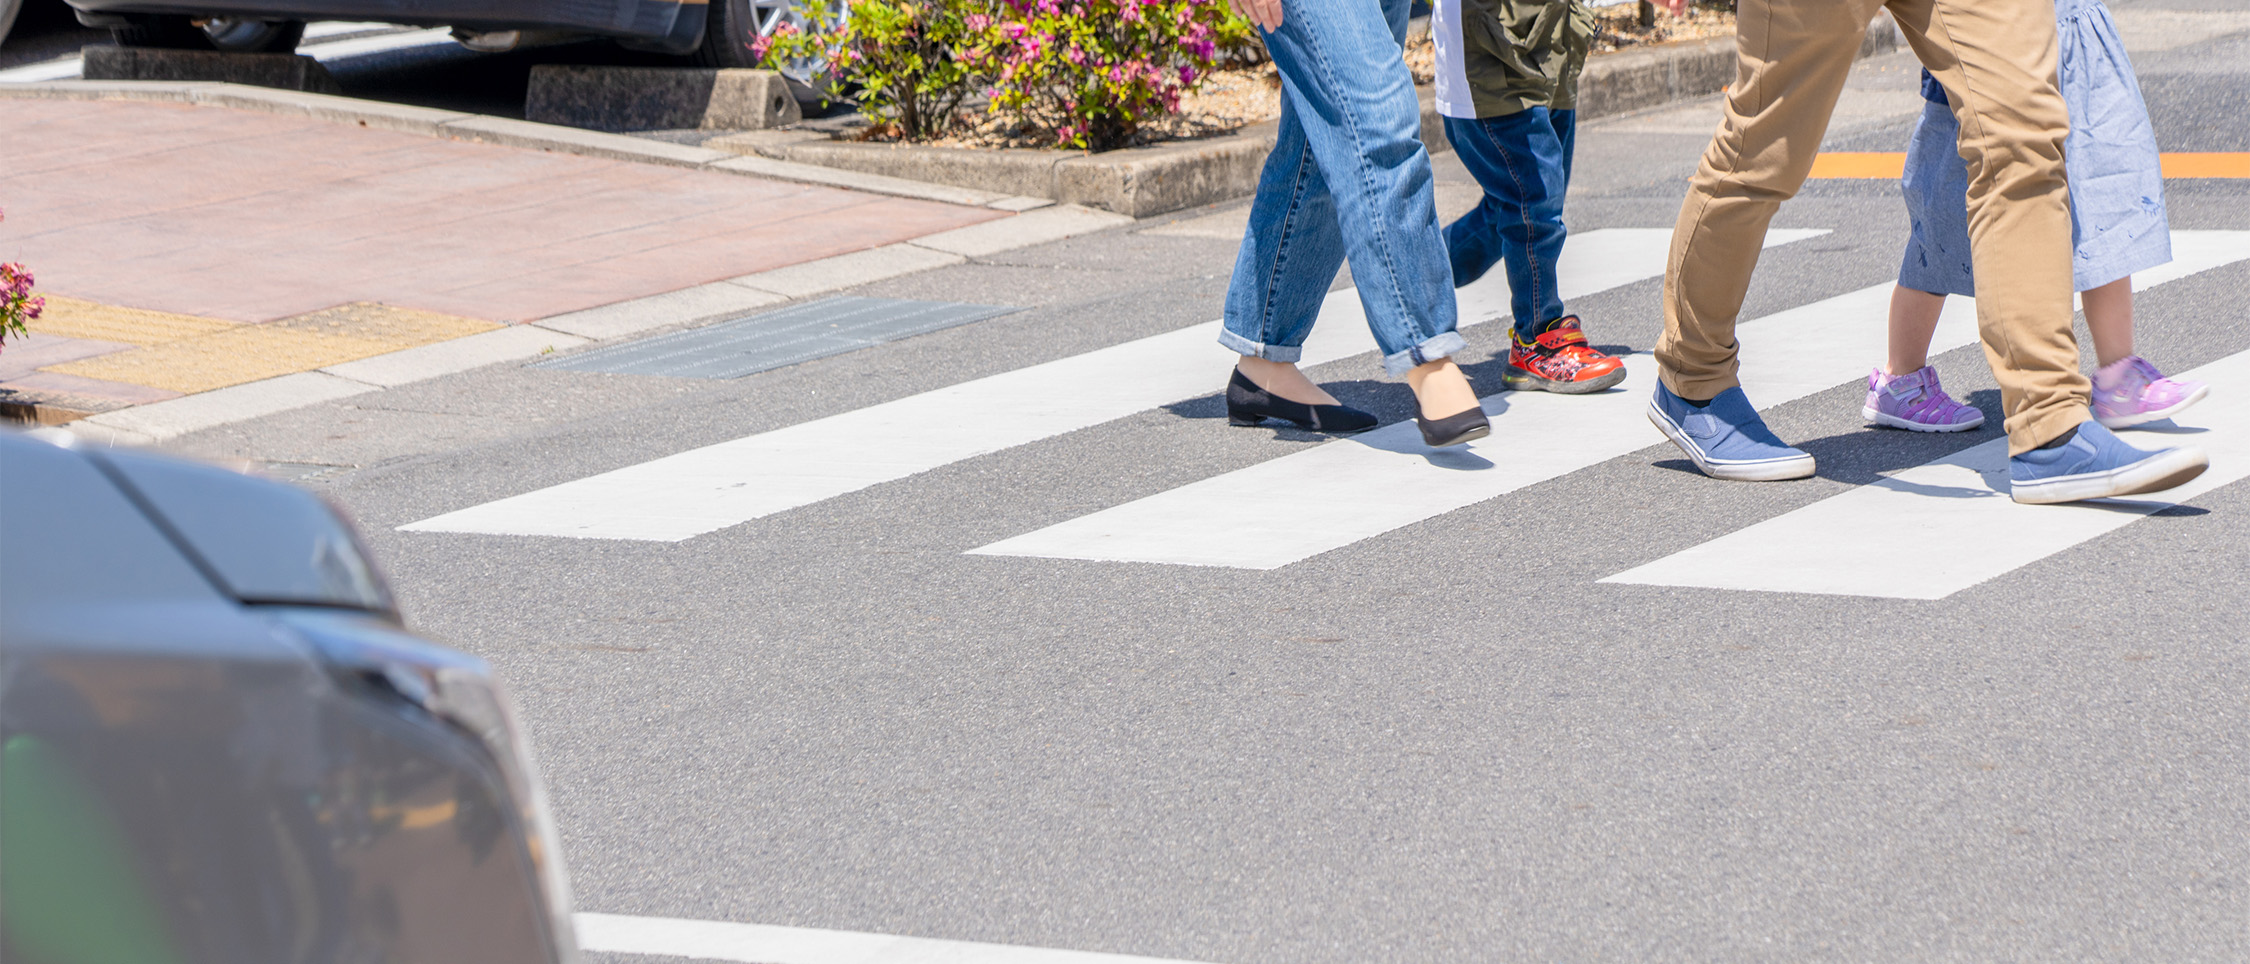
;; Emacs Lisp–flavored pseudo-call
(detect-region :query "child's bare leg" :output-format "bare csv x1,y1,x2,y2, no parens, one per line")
1887,286,1947,374
2081,276,2134,368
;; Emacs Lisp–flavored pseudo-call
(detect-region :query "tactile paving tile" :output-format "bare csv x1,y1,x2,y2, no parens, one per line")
47,303,498,394
533,297,1022,379
28,296,241,346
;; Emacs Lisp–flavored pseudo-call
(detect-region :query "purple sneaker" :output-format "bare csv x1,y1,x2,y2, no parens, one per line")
2094,355,2209,429
1862,365,1985,432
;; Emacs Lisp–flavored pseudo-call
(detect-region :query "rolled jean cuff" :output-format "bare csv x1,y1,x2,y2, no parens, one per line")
1217,327,1304,363
1381,331,1467,376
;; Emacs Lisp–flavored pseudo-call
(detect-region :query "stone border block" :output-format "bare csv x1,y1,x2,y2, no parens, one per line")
1051,126,1275,219
80,45,341,94
525,65,802,132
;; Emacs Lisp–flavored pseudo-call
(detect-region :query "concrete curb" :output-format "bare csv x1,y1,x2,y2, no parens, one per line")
536,282,789,342
320,324,591,387
726,243,967,299
86,371,377,440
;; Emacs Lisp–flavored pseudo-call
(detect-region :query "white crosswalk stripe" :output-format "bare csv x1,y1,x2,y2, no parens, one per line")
404,228,1822,541
578,912,1220,964
969,230,2250,569
1601,344,2250,599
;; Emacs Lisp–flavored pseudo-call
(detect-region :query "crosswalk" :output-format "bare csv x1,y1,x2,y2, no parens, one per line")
403,228,1823,541
405,229,2250,600
971,231,2250,569
1603,344,2250,599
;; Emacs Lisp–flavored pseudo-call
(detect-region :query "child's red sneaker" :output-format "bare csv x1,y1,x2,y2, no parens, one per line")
1502,316,1626,394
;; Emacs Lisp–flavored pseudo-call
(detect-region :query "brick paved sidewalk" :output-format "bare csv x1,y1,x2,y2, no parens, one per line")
0,97,1008,417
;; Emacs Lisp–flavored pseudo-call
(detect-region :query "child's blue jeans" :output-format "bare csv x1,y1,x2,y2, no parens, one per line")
1442,106,1577,341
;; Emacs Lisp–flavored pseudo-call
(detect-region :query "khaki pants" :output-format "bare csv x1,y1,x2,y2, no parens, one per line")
1655,0,2089,456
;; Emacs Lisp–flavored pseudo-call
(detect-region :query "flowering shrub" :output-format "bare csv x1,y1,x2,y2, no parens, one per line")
0,210,40,355
759,0,1252,150
757,0,988,141
981,0,1253,150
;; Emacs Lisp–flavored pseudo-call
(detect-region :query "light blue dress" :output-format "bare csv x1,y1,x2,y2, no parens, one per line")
1898,0,2170,296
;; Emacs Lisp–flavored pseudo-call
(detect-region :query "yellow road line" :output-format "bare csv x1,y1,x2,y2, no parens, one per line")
2162,153,2250,179
1808,152,2250,179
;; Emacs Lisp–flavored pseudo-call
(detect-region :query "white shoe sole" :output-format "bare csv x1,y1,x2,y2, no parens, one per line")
2097,383,2211,429
2010,445,2210,504
1862,405,1985,433
1647,403,1817,481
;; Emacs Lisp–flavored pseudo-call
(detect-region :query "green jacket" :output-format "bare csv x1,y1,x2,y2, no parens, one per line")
1442,0,1598,118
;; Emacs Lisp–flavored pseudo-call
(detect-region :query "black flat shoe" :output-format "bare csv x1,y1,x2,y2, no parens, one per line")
1225,368,1378,433
1415,405,1490,447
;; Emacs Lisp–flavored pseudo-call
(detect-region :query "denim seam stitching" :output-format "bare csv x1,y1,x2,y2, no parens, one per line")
1246,119,1317,355
1264,137,1321,351
1480,116,1547,335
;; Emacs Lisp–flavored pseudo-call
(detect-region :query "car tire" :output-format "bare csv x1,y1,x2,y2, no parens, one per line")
110,14,213,48
200,17,305,53
110,14,304,52
694,0,842,81
691,0,762,70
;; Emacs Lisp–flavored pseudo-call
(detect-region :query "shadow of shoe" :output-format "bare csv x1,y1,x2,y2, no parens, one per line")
2114,418,2207,435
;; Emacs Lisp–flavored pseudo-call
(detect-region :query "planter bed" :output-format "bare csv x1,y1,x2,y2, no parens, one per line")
704,18,1896,219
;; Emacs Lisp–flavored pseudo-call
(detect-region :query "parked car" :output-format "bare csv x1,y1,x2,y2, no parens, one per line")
61,0,836,69
0,428,577,964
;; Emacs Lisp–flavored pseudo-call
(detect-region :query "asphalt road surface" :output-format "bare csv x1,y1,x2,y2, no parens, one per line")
104,2,2250,961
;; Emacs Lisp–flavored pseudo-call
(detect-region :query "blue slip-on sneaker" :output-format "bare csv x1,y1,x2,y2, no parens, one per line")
1646,383,1817,481
2008,420,2208,504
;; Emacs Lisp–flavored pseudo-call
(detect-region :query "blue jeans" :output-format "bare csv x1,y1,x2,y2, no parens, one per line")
1443,107,1576,341
1219,0,1462,377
